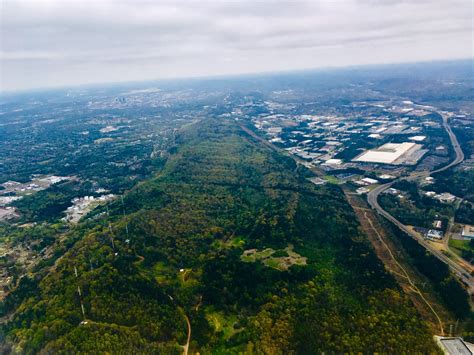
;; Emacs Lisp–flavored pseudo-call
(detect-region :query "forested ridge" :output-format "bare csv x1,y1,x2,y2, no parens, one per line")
3,118,438,353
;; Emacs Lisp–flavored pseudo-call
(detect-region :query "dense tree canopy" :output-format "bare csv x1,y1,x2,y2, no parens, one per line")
3,118,438,353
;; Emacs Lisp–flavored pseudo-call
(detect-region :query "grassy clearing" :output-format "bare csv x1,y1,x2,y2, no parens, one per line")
179,268,192,283
206,310,239,339
229,236,245,248
212,236,246,250
324,175,340,184
449,238,472,257
241,248,275,262
241,244,307,271
152,262,174,284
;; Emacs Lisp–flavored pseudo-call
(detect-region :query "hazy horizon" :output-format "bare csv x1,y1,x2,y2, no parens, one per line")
0,57,472,95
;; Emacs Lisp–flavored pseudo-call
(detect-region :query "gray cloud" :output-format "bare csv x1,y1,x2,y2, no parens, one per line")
1,0,472,91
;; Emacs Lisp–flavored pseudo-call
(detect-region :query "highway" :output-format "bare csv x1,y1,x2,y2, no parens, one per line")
367,112,473,293
243,113,472,290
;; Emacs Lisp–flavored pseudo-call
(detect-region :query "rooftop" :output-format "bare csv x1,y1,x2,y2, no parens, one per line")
353,142,422,165
409,135,426,142
462,225,474,238
437,337,472,355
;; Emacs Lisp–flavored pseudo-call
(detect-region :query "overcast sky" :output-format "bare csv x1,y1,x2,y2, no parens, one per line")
1,0,472,92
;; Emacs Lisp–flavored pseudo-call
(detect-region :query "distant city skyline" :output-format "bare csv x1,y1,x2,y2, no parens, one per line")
1,0,472,92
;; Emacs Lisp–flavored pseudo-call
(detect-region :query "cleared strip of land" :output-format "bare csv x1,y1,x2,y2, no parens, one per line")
344,188,451,335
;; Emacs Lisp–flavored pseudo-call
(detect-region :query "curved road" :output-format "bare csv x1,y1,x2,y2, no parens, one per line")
367,112,472,292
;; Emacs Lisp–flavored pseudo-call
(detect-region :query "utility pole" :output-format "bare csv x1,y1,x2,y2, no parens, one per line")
80,302,86,320
121,195,130,240
108,223,116,251
121,195,126,216
74,265,86,321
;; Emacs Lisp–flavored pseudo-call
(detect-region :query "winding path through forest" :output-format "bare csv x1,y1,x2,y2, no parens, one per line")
179,308,191,355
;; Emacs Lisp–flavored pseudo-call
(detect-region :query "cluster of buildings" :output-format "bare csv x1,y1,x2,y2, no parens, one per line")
87,88,203,110
62,194,116,224
353,177,380,194
0,196,22,206
250,100,437,175
0,206,19,221
0,175,71,197
424,216,473,243
424,191,458,204
1,180,41,194
247,99,470,250
0,175,72,222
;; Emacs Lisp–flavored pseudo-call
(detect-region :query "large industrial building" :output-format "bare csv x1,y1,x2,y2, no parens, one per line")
353,142,426,165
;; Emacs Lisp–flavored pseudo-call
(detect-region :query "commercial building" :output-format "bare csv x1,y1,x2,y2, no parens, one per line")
436,193,457,204
409,135,426,142
426,229,443,240
308,177,327,186
434,337,473,355
378,174,395,180
462,225,474,239
353,142,426,165
361,177,379,185
323,159,343,165
354,177,379,186
356,187,370,195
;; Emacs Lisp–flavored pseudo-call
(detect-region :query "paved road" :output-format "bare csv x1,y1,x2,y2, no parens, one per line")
367,112,473,293
242,114,472,291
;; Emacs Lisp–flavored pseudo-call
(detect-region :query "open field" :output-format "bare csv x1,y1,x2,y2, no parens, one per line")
241,244,307,271
449,239,473,259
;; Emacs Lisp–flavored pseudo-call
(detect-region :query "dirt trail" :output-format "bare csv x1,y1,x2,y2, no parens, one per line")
179,309,191,355
344,189,446,335
362,210,444,335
